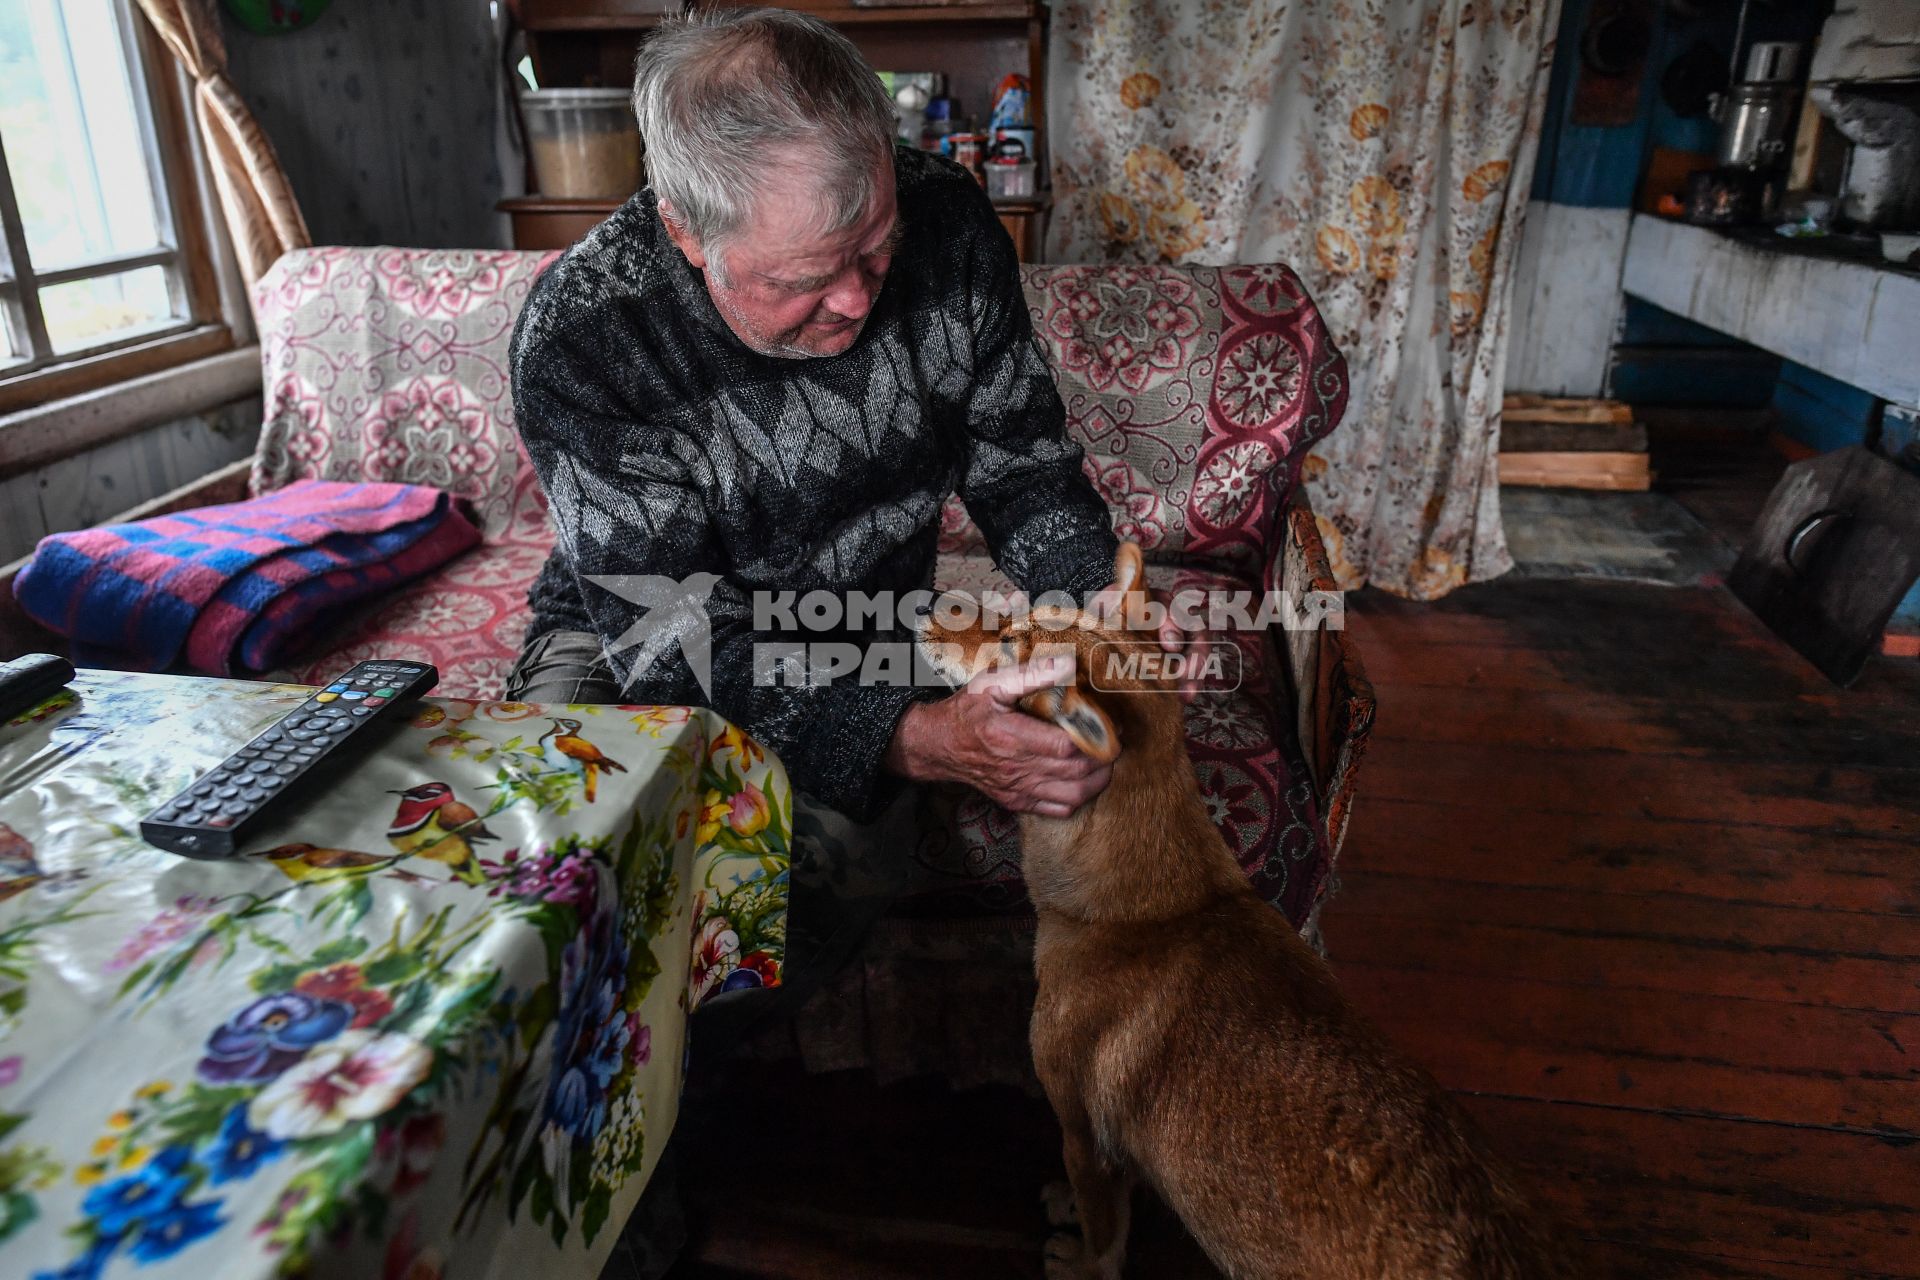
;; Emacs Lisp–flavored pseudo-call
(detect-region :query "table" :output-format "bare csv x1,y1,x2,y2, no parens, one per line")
0,670,791,1280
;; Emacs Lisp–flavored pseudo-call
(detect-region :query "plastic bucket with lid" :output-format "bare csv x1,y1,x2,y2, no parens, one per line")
521,88,642,199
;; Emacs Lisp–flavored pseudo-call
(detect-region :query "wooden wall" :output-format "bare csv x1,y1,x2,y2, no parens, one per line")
221,5,513,250
0,398,261,564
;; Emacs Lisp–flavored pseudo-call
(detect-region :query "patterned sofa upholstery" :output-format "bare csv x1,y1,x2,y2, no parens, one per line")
249,248,1373,960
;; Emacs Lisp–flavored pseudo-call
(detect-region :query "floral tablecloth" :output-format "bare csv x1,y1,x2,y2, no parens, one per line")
0,670,790,1280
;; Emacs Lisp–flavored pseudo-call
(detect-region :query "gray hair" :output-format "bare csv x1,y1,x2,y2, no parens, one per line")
632,8,898,262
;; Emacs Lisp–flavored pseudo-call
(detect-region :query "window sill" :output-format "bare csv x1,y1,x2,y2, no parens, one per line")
0,325,238,416
0,339,261,482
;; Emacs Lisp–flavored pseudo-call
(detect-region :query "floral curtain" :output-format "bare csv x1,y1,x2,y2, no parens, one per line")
134,0,311,286
1046,0,1561,599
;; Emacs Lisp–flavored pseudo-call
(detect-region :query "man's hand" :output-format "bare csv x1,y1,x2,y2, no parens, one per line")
885,655,1112,818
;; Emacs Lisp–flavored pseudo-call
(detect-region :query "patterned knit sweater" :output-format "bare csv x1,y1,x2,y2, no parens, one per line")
511,146,1117,820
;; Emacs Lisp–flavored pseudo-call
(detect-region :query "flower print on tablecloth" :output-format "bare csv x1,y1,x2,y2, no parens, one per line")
198,993,355,1085
40,928,467,1279
683,724,790,1004
3,673,791,1279
455,814,680,1249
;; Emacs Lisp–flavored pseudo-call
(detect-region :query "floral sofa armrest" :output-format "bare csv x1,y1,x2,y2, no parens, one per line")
1267,487,1374,863
249,247,560,538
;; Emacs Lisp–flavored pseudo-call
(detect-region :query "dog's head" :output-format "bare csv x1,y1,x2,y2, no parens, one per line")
915,542,1176,764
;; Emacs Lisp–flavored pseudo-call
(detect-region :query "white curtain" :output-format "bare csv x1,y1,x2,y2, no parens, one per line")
1047,0,1562,599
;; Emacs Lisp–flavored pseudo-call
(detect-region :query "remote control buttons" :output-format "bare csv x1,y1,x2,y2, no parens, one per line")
314,693,338,703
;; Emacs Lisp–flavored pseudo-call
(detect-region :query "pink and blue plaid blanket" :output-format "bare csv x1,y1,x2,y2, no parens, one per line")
12,480,480,675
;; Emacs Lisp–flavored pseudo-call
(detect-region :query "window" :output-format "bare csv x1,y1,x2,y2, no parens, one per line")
0,0,229,412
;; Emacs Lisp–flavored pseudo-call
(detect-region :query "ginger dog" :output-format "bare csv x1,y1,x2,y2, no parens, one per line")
917,543,1580,1280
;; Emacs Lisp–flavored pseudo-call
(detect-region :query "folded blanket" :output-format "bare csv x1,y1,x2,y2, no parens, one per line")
13,480,481,674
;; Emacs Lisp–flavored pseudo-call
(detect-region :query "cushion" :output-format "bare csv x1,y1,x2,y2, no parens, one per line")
251,248,561,539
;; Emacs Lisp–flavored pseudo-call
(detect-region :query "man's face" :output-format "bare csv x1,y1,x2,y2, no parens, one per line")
666,155,900,360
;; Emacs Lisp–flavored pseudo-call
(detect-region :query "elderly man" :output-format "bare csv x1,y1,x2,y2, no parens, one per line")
507,6,1122,827
506,11,1135,1267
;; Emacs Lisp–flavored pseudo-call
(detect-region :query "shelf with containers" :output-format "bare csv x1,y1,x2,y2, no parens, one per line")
499,0,1052,260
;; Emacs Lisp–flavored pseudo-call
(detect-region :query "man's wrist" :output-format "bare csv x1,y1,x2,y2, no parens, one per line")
884,699,946,782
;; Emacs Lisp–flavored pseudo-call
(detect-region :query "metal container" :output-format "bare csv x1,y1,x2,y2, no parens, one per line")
1714,82,1799,170
1744,41,1802,84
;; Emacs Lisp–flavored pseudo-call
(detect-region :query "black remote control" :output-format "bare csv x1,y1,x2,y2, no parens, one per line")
140,659,438,859
0,653,76,722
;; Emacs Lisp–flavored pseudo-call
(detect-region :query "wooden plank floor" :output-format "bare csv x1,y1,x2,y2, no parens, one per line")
664,433,1920,1278
1327,576,1920,1279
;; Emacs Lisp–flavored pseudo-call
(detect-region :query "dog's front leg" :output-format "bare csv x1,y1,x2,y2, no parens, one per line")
1050,1115,1132,1280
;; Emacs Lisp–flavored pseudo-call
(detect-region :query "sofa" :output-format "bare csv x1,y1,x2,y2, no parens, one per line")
10,247,1375,1083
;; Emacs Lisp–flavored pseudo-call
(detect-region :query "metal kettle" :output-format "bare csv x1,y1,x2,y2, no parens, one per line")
1711,41,1803,172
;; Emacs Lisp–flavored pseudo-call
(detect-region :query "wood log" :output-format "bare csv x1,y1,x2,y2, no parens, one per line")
1502,394,1635,426
1501,420,1649,453
1497,451,1652,491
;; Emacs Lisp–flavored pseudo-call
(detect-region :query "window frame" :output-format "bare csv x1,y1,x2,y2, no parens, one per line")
0,1,233,416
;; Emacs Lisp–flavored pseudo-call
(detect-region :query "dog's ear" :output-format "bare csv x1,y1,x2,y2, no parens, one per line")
1111,541,1153,631
1020,684,1120,763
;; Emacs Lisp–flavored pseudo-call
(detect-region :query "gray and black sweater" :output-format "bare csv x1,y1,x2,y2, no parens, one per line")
511,145,1116,820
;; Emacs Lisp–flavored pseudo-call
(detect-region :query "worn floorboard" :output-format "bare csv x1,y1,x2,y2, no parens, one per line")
665,432,1920,1278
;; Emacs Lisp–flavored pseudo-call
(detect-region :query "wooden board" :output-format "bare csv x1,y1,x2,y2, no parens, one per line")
1505,203,1630,399
225,3,510,249
1333,961,1920,1132
1567,0,1652,127
1621,215,1920,412
1503,394,1635,425
1498,450,1651,490
1501,420,1648,453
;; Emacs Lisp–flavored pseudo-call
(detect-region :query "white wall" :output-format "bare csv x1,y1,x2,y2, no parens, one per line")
1504,201,1631,399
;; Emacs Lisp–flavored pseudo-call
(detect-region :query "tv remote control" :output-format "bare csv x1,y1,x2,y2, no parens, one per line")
140,659,438,859
0,653,76,722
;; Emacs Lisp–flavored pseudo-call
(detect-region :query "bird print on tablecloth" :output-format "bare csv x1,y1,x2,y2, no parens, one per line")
386,782,497,885
263,843,395,885
0,823,43,903
538,717,628,803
